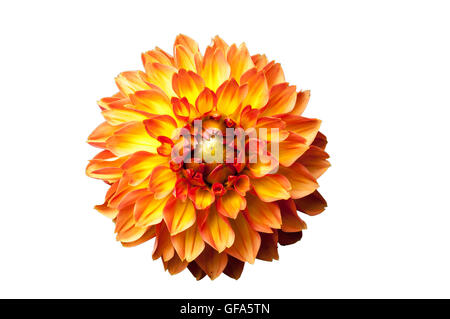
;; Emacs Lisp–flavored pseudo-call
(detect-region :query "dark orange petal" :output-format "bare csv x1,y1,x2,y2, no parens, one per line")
277,114,321,145
163,253,188,275
195,88,217,115
234,175,250,196
278,230,303,246
297,145,331,179
152,223,175,261
170,223,205,262
223,256,245,280
134,193,169,227
187,262,207,280
276,132,309,167
143,115,177,139
279,199,307,233
256,232,279,261
294,190,327,216
312,131,328,150
195,246,228,280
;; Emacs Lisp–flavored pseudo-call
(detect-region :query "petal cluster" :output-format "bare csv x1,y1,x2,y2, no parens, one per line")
86,35,330,280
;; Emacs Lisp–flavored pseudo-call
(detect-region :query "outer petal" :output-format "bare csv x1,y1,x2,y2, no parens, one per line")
174,34,200,57
149,166,177,199
199,47,231,92
106,122,160,156
144,63,177,97
115,205,149,243
199,205,235,253
171,223,205,262
163,254,188,275
297,145,331,179
102,107,150,126
263,62,285,89
87,121,125,148
226,214,261,264
278,163,319,199
134,193,169,227
223,256,245,280
290,90,311,116
251,54,269,70
115,71,150,96
130,89,174,116
121,227,156,247
195,246,228,280
277,114,321,145
174,44,197,72
276,132,309,167
294,190,327,216
216,189,246,219
256,232,279,261
227,43,254,82
278,230,303,246
163,196,196,235
86,150,128,183
261,83,297,117
245,193,282,233
278,199,307,233
142,48,174,67
152,223,175,261
121,151,167,186
252,174,292,202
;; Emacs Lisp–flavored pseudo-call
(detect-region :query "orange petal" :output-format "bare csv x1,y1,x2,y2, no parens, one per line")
206,164,236,184
134,193,169,227
142,48,174,67
102,107,150,125
106,122,160,156
199,205,235,252
149,165,176,199
227,43,254,83
210,35,229,53
239,105,259,129
277,114,321,145
256,232,279,261
195,88,217,115
174,34,200,57
223,256,245,280
263,62,285,89
172,69,205,105
144,63,177,97
87,121,125,148
115,205,149,243
245,193,282,233
226,213,261,264
195,246,228,280
115,71,150,96
216,189,246,219
174,44,197,72
86,150,128,183
240,70,269,109
152,223,175,261
175,178,189,201
199,47,231,92
252,174,291,202
216,79,247,116
121,227,156,247
251,54,269,70
290,90,310,116
163,254,188,275
143,115,177,139
163,196,196,235
294,190,327,216
188,187,215,210
261,83,297,117
234,175,250,196
121,151,167,186
130,89,174,116
297,145,331,179
278,163,319,199
171,223,205,262
276,132,309,167
279,199,307,233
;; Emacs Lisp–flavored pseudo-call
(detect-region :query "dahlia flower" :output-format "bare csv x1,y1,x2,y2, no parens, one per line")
86,34,330,280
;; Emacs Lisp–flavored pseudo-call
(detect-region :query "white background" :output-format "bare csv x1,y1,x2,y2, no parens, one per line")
1,0,449,298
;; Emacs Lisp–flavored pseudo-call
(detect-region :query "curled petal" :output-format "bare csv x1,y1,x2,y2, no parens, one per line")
188,187,215,210
234,175,250,196
195,88,216,115
312,131,328,150
163,196,196,235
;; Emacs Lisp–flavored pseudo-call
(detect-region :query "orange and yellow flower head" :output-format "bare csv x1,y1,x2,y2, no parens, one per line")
86,35,330,280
